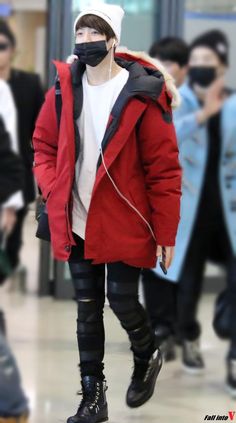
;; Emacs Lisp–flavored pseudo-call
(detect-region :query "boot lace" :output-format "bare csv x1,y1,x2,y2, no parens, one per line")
77,381,107,413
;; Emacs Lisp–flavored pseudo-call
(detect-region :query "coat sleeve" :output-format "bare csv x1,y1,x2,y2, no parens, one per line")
174,112,199,143
138,98,182,246
174,99,202,143
33,87,58,201
173,93,201,143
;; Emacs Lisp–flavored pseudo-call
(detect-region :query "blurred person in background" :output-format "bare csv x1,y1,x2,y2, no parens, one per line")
154,29,236,397
0,77,23,329
142,37,189,362
0,79,29,423
149,37,189,88
33,3,181,422
0,19,44,283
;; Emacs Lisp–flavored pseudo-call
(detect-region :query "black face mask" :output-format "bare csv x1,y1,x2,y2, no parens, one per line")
189,66,217,88
74,41,109,67
0,42,10,51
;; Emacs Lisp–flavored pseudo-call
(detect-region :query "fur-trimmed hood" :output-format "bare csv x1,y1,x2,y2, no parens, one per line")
116,47,180,108
66,47,180,109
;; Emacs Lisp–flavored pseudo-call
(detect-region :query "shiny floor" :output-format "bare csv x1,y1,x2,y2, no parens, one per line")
1,212,235,423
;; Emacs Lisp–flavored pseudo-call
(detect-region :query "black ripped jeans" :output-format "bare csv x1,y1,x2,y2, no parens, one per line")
69,234,155,380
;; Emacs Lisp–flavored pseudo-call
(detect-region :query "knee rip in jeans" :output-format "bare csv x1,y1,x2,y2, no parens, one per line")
77,298,103,323
78,298,95,303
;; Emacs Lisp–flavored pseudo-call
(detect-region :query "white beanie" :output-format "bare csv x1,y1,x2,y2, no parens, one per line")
73,3,125,44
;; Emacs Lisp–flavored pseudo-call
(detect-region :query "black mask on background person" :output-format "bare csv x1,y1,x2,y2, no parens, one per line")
74,40,109,67
0,42,10,51
189,66,217,88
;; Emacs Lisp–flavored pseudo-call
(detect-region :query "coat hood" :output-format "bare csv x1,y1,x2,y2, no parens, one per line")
115,47,180,108
66,47,180,109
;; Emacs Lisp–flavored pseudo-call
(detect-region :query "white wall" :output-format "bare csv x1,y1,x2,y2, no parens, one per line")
35,26,46,84
121,15,154,51
185,16,236,88
12,0,47,12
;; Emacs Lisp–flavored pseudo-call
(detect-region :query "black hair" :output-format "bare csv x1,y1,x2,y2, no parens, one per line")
190,30,229,66
149,37,189,67
76,14,115,41
0,19,16,47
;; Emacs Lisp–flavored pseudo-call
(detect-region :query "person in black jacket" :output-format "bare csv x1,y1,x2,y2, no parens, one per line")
0,19,44,272
142,37,190,362
0,116,23,204
0,78,24,286
0,87,29,423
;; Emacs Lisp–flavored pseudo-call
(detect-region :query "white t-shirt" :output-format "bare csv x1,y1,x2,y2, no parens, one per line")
0,80,23,210
72,68,129,239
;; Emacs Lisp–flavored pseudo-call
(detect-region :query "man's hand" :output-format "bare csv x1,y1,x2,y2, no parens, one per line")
0,208,17,236
197,77,225,124
156,245,175,269
66,54,78,64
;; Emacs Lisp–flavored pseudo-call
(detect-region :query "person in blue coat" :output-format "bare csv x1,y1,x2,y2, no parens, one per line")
146,30,236,397
142,37,189,362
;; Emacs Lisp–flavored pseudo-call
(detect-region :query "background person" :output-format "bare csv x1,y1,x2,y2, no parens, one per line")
153,29,236,397
0,78,29,423
0,19,44,280
142,37,189,361
149,37,189,88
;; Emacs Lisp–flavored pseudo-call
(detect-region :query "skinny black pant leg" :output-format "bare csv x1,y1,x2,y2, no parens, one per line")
69,236,106,380
107,262,155,359
5,207,28,270
142,269,177,336
177,226,207,341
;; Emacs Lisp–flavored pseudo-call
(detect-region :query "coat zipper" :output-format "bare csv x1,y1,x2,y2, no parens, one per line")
65,202,73,244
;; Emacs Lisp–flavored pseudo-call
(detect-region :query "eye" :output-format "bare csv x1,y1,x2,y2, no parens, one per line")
76,28,85,36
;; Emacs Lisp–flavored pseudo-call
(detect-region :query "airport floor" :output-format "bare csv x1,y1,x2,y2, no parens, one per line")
1,212,235,423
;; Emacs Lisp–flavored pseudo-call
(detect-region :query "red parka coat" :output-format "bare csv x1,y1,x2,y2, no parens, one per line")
33,50,182,268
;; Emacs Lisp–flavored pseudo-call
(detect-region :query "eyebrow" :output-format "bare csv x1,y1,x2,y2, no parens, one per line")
76,27,99,33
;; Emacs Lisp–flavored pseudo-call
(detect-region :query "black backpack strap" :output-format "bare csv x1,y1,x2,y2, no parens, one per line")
55,76,62,129
55,74,81,162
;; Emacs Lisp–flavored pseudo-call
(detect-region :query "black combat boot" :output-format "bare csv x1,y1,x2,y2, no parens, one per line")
67,376,108,423
126,348,163,408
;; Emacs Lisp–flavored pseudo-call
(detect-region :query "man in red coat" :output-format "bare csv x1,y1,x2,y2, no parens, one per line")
33,4,181,422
